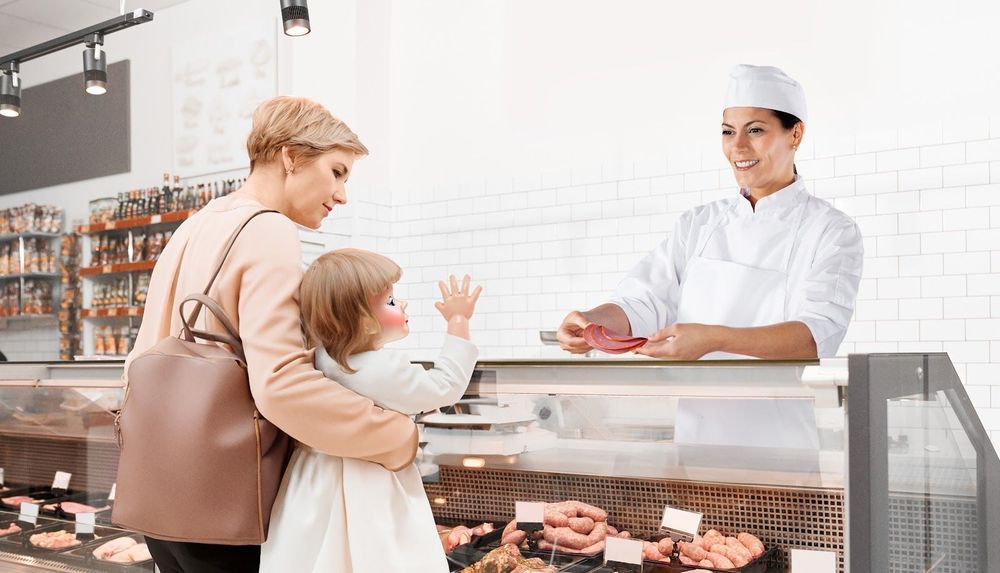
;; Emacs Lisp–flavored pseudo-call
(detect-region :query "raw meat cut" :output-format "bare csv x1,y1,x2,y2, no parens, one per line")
29,530,82,549
92,537,137,559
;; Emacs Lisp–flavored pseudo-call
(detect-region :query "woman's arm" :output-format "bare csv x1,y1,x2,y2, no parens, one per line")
635,321,817,360
238,217,418,471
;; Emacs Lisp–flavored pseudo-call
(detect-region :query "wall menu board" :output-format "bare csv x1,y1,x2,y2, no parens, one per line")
0,60,131,196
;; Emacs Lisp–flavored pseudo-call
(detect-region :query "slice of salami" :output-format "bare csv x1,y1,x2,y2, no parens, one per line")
583,324,647,353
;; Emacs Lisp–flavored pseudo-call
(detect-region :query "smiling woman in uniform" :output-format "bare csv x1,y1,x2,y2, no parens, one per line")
558,65,864,360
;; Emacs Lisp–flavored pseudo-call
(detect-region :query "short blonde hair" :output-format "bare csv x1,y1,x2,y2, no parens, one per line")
246,96,369,172
300,249,401,373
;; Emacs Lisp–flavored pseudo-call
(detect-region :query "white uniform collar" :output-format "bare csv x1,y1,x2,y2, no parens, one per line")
737,175,806,214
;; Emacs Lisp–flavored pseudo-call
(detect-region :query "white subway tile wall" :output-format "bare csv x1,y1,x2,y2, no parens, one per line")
372,117,1000,455
0,326,61,362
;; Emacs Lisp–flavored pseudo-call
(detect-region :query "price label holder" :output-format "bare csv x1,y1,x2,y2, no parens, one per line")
76,512,96,541
791,549,837,573
19,502,39,526
604,536,644,573
150,215,162,224
515,501,545,549
51,471,72,496
108,483,116,502
660,506,702,542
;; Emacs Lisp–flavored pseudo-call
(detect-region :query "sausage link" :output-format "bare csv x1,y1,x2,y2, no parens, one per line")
679,541,709,561
567,517,595,534
501,530,527,546
711,543,750,567
704,551,736,569
738,532,765,558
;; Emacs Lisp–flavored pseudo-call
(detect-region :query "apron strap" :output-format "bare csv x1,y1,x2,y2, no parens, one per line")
692,200,738,257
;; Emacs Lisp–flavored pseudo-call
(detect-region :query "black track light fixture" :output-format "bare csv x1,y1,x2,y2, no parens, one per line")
0,9,153,117
83,33,108,95
0,62,21,118
281,0,311,37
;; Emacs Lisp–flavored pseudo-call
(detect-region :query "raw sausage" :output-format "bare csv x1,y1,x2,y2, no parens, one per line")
703,552,736,569
679,541,709,561
711,543,750,567
567,517,595,534
738,532,765,558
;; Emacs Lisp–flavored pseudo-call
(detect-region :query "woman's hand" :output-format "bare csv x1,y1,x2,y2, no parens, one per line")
634,323,723,360
435,275,482,321
557,310,593,354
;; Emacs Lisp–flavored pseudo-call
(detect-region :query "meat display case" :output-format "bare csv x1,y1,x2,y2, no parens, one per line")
0,354,997,573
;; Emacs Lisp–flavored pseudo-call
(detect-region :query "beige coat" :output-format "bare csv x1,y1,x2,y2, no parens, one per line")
123,192,418,471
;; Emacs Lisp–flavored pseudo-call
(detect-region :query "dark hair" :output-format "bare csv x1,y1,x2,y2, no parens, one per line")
772,109,802,130
772,109,803,174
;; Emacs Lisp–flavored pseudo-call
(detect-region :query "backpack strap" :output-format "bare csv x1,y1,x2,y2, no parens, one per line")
183,209,278,328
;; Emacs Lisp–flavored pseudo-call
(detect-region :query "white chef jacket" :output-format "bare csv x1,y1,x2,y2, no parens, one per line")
610,177,863,358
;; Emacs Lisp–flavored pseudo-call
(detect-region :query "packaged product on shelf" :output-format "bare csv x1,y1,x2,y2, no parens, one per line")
133,232,147,262
117,326,130,355
0,282,17,316
0,243,11,276
134,272,150,306
103,326,117,356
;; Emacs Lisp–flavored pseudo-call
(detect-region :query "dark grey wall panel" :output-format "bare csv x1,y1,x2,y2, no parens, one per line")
0,60,130,195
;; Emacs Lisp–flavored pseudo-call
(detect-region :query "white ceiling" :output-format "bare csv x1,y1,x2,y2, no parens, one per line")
0,0,192,58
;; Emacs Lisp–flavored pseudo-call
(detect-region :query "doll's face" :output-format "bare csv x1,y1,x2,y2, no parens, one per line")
371,287,409,345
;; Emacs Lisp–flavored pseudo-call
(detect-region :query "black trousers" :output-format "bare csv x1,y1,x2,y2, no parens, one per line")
145,537,260,573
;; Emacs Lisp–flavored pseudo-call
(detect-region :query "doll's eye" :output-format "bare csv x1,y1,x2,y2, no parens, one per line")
387,297,396,307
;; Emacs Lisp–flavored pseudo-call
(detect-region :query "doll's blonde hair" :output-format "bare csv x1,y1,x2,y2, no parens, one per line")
300,248,401,373
246,96,369,172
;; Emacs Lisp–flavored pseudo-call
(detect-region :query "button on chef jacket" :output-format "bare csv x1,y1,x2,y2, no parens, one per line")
609,176,863,358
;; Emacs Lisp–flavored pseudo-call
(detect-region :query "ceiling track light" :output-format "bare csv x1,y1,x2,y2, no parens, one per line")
0,62,20,118
281,0,311,37
83,33,108,95
0,9,153,117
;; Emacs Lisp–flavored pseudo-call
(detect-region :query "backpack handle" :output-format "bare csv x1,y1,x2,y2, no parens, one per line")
179,294,245,363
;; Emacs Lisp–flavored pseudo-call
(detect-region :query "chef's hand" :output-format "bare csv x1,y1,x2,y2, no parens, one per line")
435,274,482,321
634,323,721,360
557,310,593,354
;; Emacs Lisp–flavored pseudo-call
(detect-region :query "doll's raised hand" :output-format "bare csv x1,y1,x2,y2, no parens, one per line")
435,274,483,321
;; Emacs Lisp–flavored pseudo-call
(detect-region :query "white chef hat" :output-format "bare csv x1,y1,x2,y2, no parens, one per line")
724,64,807,123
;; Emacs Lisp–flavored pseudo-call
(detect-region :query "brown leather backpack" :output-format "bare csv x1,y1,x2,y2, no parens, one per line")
112,209,292,544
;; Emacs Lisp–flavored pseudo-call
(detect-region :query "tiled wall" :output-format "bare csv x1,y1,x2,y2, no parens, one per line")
372,117,1000,454
0,321,61,362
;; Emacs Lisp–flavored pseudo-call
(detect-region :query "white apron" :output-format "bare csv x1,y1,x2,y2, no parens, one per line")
673,193,819,450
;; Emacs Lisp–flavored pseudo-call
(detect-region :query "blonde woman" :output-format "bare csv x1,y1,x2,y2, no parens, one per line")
260,250,482,572
121,97,418,572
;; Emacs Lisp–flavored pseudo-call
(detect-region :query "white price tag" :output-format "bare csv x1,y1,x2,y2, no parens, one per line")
76,512,95,535
661,506,702,538
0,467,4,486
108,483,116,501
19,502,39,521
791,549,837,573
604,536,644,565
150,215,162,224
515,501,545,525
52,471,72,491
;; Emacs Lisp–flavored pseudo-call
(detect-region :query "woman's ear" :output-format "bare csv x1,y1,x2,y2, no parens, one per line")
793,122,805,149
281,146,295,175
